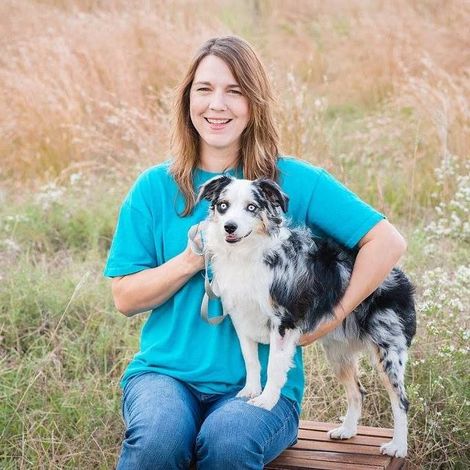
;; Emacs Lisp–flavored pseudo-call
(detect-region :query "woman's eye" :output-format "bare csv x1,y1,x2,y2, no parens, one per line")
247,204,257,212
229,89,242,95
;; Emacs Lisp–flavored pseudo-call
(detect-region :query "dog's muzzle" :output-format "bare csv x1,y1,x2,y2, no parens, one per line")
225,230,252,244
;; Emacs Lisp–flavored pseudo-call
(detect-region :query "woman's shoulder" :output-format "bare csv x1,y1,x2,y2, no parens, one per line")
137,159,172,181
123,160,173,209
129,159,174,192
277,155,327,186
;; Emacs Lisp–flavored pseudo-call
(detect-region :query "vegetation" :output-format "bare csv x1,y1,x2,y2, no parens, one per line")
0,1,468,468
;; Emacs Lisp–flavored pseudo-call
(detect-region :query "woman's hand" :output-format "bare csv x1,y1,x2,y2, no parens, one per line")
183,222,207,273
298,305,346,346
298,220,406,347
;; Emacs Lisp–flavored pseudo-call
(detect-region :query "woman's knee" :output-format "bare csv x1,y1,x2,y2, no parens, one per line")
118,418,193,469
196,399,264,468
117,373,200,469
196,396,299,469
196,420,262,468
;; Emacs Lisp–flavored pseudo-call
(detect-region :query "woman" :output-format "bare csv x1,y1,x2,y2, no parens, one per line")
104,35,406,469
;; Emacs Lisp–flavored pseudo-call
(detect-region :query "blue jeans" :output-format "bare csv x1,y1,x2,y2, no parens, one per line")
117,372,299,469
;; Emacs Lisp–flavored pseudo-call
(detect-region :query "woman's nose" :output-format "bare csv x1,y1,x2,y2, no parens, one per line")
209,90,227,111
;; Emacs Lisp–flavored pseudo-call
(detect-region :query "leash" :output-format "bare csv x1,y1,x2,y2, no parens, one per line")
188,223,228,325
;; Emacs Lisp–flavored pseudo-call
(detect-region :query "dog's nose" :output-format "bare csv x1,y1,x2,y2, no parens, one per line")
224,222,237,234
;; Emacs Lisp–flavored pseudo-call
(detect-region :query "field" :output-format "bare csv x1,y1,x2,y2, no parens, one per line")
0,0,469,468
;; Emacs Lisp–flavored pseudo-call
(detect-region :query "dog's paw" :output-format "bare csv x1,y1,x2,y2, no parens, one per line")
247,392,278,411
328,426,357,440
380,440,407,458
236,384,262,399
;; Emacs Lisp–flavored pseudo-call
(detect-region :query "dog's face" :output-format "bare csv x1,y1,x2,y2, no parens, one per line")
197,176,289,244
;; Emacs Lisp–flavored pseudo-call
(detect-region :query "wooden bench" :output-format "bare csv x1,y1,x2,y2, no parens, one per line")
265,420,407,470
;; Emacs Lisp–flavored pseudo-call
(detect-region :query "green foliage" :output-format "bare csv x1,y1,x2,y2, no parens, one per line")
0,251,142,467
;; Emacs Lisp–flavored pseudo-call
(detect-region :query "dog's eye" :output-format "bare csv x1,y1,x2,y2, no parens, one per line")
247,204,257,212
218,202,228,211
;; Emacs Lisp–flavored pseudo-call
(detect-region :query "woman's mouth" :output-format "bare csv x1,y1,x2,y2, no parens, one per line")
205,117,232,130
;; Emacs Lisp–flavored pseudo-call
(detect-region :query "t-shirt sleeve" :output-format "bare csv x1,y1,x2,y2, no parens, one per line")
103,173,158,278
306,168,385,249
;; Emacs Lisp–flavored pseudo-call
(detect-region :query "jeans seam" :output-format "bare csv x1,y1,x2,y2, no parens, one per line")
262,399,298,451
262,419,289,453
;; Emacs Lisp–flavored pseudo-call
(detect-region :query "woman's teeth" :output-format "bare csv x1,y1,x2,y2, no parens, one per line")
205,118,231,124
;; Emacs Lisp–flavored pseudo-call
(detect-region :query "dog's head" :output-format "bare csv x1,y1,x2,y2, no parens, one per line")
197,175,289,245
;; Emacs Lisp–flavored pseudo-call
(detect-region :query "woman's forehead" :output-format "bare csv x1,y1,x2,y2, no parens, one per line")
194,55,238,84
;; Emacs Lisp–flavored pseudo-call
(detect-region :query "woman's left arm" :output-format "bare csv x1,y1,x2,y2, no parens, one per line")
299,219,407,346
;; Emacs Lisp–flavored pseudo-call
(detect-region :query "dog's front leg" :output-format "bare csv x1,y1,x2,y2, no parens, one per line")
248,327,300,411
236,334,262,399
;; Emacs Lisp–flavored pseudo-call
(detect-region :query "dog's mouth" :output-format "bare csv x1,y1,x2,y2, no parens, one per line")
225,231,252,244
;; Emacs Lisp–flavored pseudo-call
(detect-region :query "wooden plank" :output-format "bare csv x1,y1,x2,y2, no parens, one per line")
266,455,384,470
298,429,387,447
299,420,394,438
279,449,391,466
385,457,407,470
292,438,384,455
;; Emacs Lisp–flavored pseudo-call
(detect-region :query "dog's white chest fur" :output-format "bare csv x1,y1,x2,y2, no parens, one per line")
211,253,273,344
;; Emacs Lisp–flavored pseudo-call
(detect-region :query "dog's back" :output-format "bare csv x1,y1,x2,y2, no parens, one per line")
267,227,416,346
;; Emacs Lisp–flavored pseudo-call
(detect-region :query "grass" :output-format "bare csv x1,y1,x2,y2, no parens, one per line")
1,0,469,468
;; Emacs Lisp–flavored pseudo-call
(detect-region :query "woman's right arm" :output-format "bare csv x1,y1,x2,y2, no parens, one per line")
111,243,205,317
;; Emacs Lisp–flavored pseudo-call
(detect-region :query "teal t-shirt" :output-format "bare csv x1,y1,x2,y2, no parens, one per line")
103,156,384,412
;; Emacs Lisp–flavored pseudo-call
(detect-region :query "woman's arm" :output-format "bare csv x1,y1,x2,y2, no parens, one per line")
111,235,205,317
299,219,407,346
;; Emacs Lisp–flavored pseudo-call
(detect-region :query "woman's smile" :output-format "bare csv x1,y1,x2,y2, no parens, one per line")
204,117,233,130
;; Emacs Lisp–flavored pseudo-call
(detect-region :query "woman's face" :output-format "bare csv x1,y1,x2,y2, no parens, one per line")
190,54,250,158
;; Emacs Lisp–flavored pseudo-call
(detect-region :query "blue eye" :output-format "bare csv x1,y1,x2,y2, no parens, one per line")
247,204,257,212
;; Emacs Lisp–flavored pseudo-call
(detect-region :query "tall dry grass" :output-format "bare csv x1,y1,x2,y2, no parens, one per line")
1,1,469,468
1,0,468,188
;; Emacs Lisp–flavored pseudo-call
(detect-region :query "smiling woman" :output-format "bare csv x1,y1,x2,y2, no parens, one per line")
104,35,406,470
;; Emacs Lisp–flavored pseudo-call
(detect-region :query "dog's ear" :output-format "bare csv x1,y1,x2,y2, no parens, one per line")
197,175,233,205
255,178,289,213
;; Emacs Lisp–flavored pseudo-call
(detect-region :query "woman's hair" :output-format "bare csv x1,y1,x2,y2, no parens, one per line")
170,35,280,216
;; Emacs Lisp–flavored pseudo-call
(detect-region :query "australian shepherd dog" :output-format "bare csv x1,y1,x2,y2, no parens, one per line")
197,175,416,458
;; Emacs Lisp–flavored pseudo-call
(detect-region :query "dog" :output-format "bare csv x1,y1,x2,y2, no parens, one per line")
197,175,416,458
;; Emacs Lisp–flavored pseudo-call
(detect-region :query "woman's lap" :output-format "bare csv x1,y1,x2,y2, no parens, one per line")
117,372,299,470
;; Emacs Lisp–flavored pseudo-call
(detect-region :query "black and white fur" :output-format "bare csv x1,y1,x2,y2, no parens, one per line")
197,175,416,458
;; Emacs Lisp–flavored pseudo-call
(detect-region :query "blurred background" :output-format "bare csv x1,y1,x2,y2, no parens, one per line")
0,1,468,468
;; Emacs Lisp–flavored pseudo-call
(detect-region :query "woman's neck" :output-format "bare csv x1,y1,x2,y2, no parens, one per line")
198,145,240,173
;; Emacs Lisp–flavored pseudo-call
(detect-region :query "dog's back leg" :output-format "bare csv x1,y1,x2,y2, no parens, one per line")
372,344,409,458
323,344,365,439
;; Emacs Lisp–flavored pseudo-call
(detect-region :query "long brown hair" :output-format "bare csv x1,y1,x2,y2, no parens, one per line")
170,35,280,216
